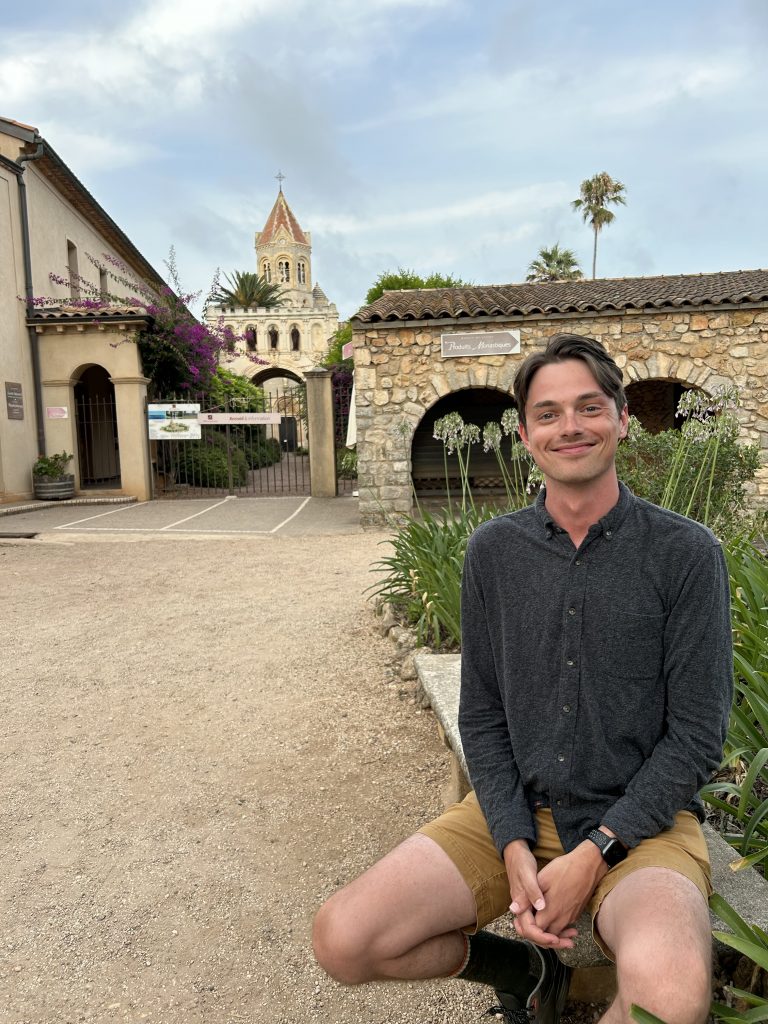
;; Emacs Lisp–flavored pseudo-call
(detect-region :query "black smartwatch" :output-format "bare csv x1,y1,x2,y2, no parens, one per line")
585,828,627,867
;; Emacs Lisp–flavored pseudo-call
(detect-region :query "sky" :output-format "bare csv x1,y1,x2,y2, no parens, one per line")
3,0,768,320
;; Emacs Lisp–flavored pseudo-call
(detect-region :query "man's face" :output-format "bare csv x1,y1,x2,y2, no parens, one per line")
518,358,628,489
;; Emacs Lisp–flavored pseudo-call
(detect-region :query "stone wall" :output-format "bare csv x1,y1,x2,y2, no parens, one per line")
353,307,768,526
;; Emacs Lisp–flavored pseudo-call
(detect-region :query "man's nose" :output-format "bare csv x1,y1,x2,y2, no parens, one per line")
560,409,583,433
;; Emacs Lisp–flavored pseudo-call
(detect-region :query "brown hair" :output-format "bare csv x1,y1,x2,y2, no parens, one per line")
513,333,626,428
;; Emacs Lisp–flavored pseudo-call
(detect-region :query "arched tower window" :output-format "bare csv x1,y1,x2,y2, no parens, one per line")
291,327,300,352
297,261,307,285
269,326,279,350
262,261,272,283
245,326,257,351
278,259,290,283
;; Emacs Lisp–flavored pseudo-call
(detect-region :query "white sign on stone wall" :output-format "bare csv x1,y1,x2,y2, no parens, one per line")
441,330,521,358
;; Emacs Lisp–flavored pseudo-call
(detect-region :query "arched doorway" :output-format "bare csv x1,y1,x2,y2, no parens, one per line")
625,380,696,433
74,365,121,487
250,366,305,455
411,387,515,495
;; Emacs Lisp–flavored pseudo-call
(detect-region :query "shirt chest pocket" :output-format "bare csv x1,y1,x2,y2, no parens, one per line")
590,612,666,680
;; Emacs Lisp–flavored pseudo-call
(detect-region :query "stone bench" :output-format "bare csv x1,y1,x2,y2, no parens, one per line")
413,651,768,999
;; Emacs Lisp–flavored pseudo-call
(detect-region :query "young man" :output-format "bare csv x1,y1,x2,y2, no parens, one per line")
313,334,733,1024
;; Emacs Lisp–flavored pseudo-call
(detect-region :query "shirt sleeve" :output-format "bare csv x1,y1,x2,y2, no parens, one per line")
458,533,536,855
601,541,733,847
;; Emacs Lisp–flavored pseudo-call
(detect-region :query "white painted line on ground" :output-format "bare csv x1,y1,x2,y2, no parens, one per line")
270,496,311,534
55,527,274,534
159,497,233,531
56,503,146,529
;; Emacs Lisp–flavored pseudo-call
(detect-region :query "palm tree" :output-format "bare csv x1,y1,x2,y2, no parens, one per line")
526,244,583,283
571,172,627,279
213,270,284,310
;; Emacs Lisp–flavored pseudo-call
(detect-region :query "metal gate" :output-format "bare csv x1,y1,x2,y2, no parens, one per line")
151,383,310,498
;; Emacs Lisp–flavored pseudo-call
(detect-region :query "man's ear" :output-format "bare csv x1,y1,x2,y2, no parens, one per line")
518,421,532,452
619,404,629,440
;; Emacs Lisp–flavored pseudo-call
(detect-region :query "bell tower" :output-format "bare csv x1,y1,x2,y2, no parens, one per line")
255,175,312,307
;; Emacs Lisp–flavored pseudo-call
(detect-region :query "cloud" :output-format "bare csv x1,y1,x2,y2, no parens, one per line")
309,183,573,236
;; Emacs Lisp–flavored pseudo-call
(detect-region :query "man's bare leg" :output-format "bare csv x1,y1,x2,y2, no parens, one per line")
312,833,477,984
596,868,711,1024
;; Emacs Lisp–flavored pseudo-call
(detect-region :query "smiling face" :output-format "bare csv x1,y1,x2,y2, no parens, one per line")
518,358,628,493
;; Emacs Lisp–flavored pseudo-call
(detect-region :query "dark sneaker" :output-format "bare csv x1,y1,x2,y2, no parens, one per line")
483,944,571,1024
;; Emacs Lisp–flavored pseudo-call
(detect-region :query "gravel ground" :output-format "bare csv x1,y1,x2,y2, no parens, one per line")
1,530,605,1024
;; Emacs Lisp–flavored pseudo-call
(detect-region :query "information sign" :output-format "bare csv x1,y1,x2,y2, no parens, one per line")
198,412,281,425
440,330,521,358
5,382,23,420
148,402,201,440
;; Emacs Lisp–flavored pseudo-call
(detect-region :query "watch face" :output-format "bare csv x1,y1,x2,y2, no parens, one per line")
602,838,628,867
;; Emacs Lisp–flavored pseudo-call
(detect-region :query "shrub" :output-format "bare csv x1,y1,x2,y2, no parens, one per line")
240,435,282,469
174,432,248,488
337,447,358,479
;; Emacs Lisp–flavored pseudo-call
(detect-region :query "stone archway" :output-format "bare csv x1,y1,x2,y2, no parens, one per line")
625,379,696,433
73,364,121,488
410,387,515,495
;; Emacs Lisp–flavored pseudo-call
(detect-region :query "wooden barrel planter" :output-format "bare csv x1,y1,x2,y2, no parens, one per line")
33,474,75,501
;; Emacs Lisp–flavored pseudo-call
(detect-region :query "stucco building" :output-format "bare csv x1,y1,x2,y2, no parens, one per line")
206,188,339,390
0,116,166,503
350,273,768,526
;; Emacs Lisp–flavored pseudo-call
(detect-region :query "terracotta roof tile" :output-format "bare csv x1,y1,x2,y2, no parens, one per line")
258,191,308,246
351,270,768,324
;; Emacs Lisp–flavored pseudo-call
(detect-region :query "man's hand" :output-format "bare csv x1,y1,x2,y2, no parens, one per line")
531,841,608,939
503,840,578,949
503,838,610,948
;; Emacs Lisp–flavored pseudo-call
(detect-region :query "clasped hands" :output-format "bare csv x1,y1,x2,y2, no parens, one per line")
502,838,608,948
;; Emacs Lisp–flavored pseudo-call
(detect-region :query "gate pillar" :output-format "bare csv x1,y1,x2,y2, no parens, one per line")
110,375,152,501
304,367,337,498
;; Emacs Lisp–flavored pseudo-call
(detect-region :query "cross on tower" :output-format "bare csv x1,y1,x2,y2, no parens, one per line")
275,170,286,191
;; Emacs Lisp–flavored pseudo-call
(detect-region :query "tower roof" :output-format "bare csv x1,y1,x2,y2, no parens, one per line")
258,190,308,245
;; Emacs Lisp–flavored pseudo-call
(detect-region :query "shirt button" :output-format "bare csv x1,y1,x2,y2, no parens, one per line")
562,705,571,713
574,559,581,566
557,752,565,762
566,659,574,667
556,799,563,807
568,607,575,615
605,530,613,538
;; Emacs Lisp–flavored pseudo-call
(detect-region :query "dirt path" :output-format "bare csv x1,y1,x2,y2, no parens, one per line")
1,530,500,1024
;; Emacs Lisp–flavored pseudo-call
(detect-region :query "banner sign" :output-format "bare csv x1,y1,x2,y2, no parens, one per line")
198,412,281,425
148,402,201,440
440,330,521,358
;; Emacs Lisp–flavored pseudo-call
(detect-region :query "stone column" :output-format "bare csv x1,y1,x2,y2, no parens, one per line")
304,367,337,498
111,375,152,501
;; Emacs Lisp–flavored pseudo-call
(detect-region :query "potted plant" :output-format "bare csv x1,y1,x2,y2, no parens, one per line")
32,451,75,500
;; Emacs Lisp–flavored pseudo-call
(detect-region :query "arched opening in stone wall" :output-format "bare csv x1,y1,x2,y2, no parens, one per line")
411,387,515,496
625,379,697,433
74,364,121,488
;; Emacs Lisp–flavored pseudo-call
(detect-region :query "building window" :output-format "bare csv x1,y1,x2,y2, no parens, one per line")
291,327,300,352
269,326,279,350
99,267,108,299
263,261,271,282
297,261,306,285
278,259,290,283
246,326,257,351
67,240,80,298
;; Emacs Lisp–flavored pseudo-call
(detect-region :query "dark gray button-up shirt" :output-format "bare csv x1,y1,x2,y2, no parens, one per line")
459,484,732,855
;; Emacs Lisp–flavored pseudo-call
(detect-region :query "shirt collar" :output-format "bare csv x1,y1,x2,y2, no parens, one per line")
534,482,634,540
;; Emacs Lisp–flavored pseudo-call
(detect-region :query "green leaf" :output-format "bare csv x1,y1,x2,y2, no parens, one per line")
630,1005,669,1024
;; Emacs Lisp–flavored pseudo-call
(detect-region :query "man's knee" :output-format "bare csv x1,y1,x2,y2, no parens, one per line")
312,892,377,985
614,939,711,1024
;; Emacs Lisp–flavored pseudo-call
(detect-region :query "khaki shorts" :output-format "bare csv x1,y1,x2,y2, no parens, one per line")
419,791,712,959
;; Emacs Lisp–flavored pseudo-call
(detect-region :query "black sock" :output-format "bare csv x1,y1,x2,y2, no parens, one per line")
453,930,531,1000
